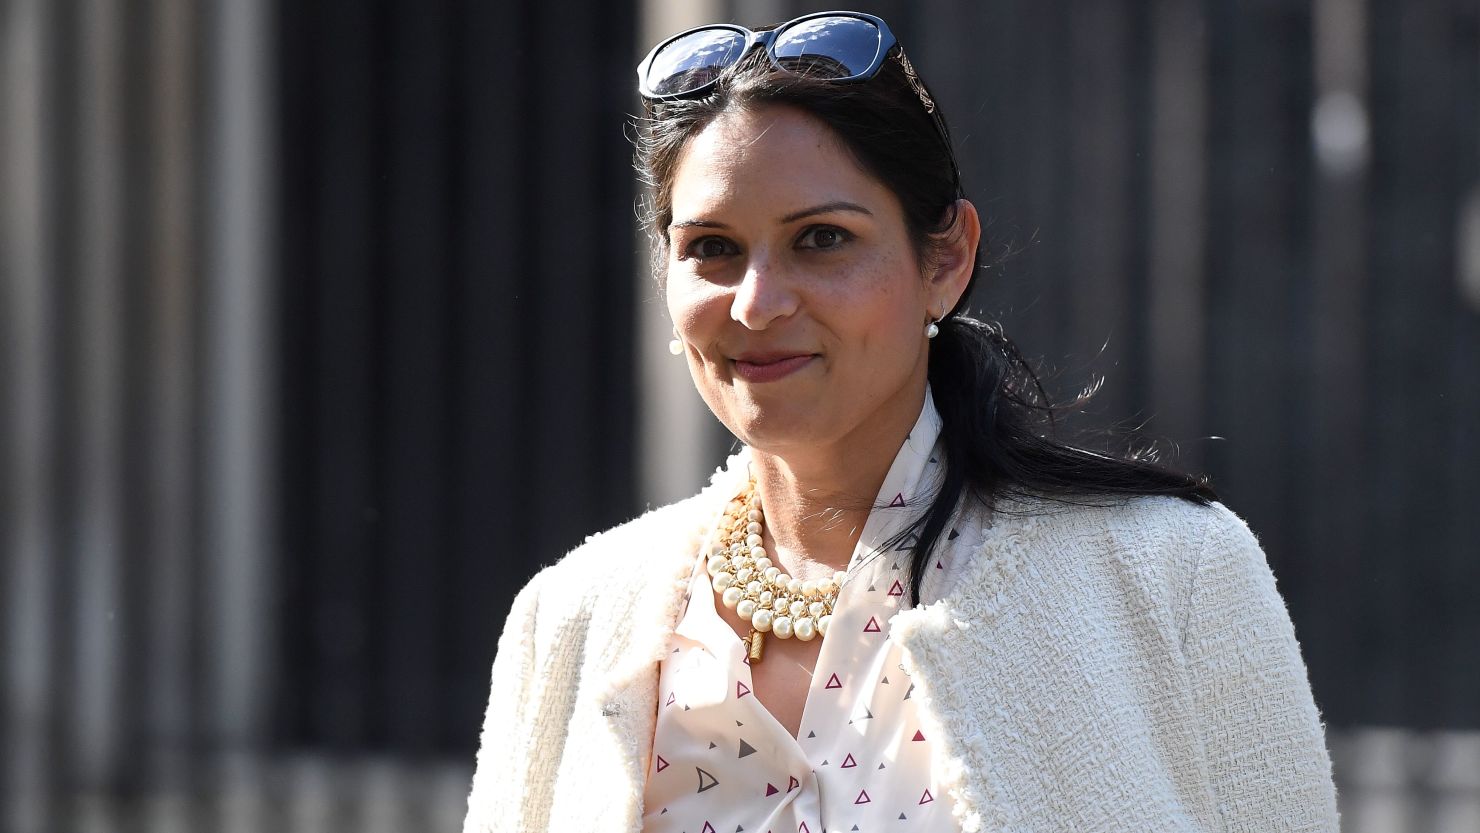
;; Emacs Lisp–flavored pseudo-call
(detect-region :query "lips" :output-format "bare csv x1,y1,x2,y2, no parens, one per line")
730,352,817,384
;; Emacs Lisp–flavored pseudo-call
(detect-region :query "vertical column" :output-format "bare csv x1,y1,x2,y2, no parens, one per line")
1305,0,1369,731
1441,0,1480,744
383,0,450,752
72,0,127,797
1201,2,1309,551
144,0,200,805
201,0,276,751
305,0,376,749
1365,0,1454,731
1147,0,1209,468
1065,3,1134,426
1,1,57,830
449,0,521,738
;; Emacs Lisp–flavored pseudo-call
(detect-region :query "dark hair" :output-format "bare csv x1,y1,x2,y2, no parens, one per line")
633,38,1217,605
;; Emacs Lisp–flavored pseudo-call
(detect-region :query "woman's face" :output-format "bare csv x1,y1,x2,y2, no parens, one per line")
664,104,952,457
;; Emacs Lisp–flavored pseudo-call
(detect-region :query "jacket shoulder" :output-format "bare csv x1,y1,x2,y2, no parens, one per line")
1018,491,1246,547
558,494,713,576
967,493,1257,626
514,454,751,618
1009,492,1254,573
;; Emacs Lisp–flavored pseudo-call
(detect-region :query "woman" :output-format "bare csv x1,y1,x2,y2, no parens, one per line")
464,12,1339,833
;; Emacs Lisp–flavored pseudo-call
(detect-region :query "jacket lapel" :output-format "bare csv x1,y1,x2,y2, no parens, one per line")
887,501,1044,833
578,458,752,831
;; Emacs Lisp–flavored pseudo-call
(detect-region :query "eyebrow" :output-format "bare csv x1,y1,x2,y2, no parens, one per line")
668,200,874,231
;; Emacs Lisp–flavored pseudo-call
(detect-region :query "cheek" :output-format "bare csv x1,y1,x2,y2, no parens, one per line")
835,258,925,348
666,278,733,359
663,267,702,322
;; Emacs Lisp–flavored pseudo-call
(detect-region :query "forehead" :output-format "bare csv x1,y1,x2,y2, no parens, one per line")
670,105,892,218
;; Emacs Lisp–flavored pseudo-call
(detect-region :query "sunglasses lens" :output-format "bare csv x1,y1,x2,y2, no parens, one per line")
772,16,882,79
645,28,748,96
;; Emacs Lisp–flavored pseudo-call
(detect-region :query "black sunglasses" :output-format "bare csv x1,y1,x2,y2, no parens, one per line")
636,10,962,195
638,11,901,98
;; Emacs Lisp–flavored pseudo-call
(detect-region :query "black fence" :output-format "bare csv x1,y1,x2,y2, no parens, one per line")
275,0,641,753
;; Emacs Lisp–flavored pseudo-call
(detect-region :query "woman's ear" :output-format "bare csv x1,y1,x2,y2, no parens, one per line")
928,198,981,312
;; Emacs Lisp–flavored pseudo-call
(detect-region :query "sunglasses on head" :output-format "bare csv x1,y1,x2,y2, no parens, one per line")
637,10,962,195
638,11,900,98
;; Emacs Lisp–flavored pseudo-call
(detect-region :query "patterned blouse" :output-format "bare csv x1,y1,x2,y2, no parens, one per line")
642,394,970,832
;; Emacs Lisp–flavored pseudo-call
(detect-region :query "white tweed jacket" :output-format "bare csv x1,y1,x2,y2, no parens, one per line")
464,457,1340,833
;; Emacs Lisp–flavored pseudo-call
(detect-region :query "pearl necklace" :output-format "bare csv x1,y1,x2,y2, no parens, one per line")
707,479,846,663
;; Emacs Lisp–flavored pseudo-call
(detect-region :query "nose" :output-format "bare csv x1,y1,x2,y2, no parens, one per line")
730,250,798,330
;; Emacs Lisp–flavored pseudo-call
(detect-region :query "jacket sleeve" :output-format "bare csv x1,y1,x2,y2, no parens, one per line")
464,571,546,833
1181,507,1341,833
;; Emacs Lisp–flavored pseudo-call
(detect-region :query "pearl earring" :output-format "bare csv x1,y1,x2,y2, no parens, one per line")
669,332,683,355
927,308,946,338
926,303,947,339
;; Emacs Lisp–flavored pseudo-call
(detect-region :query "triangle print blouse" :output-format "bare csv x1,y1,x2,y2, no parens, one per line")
642,393,968,833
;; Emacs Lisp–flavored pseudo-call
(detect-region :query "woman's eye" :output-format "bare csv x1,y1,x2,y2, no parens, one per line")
798,226,852,250
684,237,736,260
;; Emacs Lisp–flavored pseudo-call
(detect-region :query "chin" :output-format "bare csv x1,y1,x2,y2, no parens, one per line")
719,393,838,452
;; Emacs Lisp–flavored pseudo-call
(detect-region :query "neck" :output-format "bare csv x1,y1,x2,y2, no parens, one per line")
748,384,926,581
